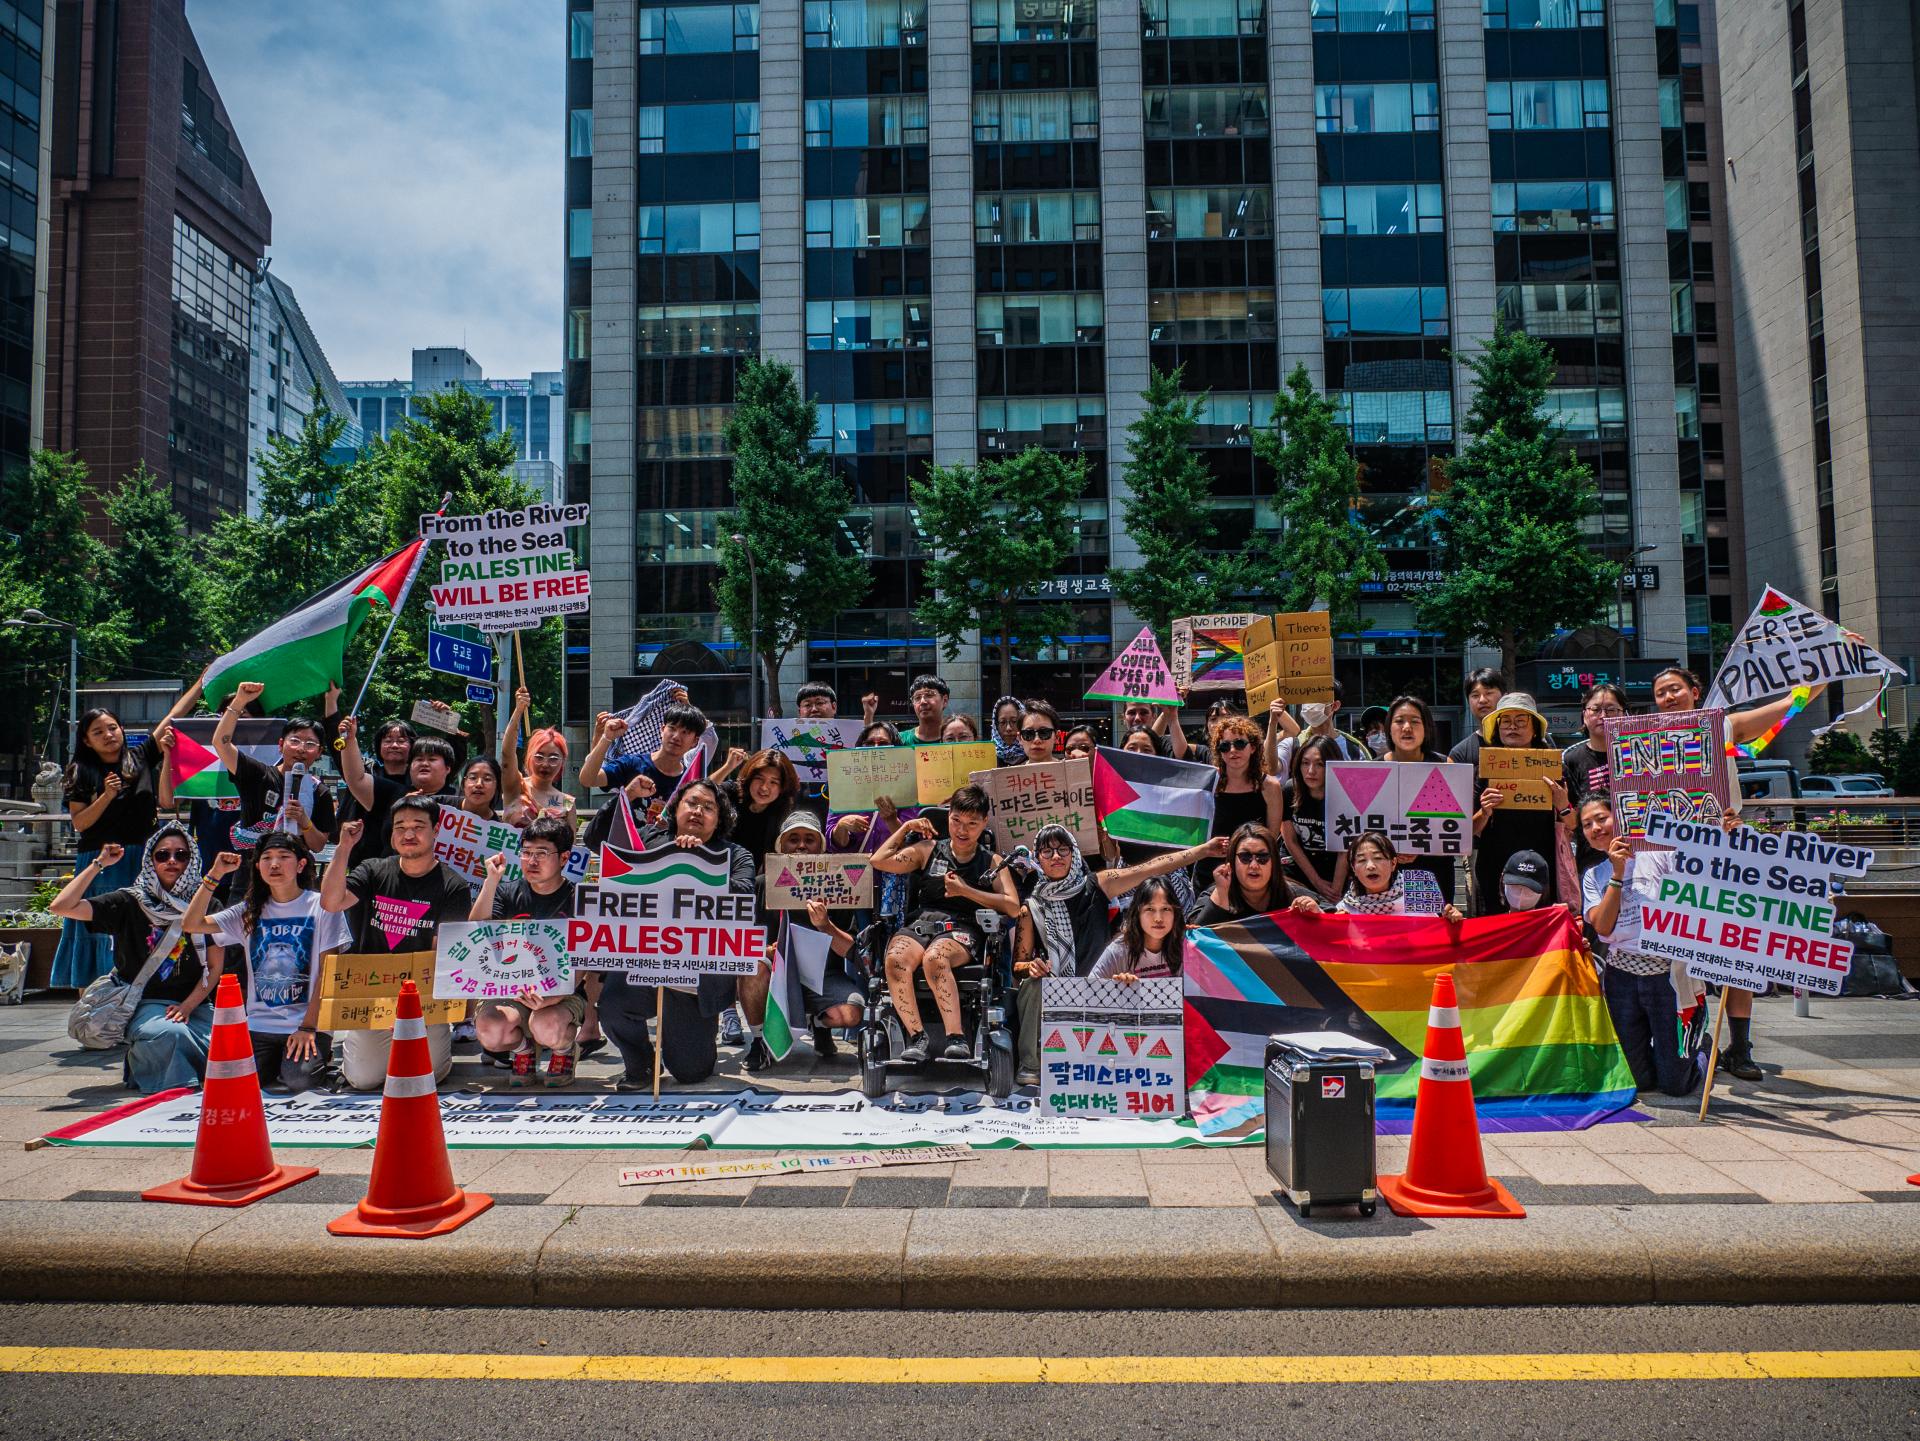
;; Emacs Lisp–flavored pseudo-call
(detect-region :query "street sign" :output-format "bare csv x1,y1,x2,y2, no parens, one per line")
429,628,495,684
466,683,497,704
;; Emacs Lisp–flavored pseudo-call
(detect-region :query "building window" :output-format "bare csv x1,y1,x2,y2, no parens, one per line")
814,401,934,454
1150,186,1274,240
639,405,734,458
805,196,931,248
1322,286,1448,337
971,0,1093,41
975,191,1102,245
1150,289,1278,343
1142,0,1264,38
1482,0,1603,28
973,90,1100,143
805,95,928,147
1670,281,1694,335
1540,386,1626,440
638,302,762,354
568,409,591,463
569,9,594,57
1487,79,1610,130
1333,389,1453,444
804,0,923,47
977,396,1105,452
638,102,761,153
569,208,593,257
1145,87,1270,140
1663,177,1688,230
1659,76,1683,130
638,4,760,53
805,297,932,349
639,201,761,253
976,293,1105,345
1317,183,1443,236
1496,282,1621,336
1313,83,1439,134
569,108,593,157
1491,180,1614,232
1310,0,1434,33
567,307,592,360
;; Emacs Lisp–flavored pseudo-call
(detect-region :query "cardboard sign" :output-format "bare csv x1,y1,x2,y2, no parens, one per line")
568,841,765,984
826,745,916,813
1479,747,1563,810
1632,813,1874,995
409,698,462,735
1039,976,1185,1119
433,806,591,893
915,741,995,806
1170,612,1260,692
1326,760,1476,857
1243,612,1336,710
1604,709,1730,852
762,853,876,911
317,950,468,1031
1085,627,1180,705
433,919,576,1001
759,717,861,787
423,504,593,632
969,757,1100,855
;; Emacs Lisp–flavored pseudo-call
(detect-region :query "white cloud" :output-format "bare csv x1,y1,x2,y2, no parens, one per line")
189,0,565,383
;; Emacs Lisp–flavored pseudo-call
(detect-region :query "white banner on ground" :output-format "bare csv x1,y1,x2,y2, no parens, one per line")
618,1145,978,1186
423,504,592,632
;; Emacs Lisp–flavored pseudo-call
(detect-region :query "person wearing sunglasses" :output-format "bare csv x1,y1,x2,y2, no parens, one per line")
1198,713,1284,893
1187,821,1302,927
1014,700,1063,766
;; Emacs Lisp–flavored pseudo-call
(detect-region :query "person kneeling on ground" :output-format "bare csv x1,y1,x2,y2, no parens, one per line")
765,811,868,1061
871,784,1021,1062
470,817,588,1087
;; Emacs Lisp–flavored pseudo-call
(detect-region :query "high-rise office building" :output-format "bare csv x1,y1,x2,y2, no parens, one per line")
342,347,565,465
576,0,1697,739
1718,0,1920,732
246,267,361,514
42,0,271,533
0,2,43,497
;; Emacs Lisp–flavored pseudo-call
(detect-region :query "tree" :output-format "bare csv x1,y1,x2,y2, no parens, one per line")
1254,364,1385,635
717,357,870,716
105,463,207,679
1807,728,1876,776
1895,728,1920,798
913,446,1089,699
1110,367,1235,637
1867,725,1904,778
1416,321,1620,679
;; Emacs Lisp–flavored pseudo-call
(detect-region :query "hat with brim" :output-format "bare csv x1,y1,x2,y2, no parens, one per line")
776,810,826,846
1359,705,1390,732
1481,692,1548,743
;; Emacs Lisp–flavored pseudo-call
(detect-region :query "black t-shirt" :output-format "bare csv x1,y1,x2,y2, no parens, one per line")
341,765,411,860
1562,739,1610,810
725,788,791,866
233,750,338,838
492,878,576,920
1448,733,1484,767
343,856,473,955
1282,789,1341,889
85,888,208,1003
64,739,163,851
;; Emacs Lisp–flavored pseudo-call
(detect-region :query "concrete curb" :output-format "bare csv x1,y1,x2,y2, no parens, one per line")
4,1201,1919,1308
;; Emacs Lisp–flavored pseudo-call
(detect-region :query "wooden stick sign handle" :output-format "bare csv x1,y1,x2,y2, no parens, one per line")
1697,988,1729,1122
652,987,665,1101
513,630,525,684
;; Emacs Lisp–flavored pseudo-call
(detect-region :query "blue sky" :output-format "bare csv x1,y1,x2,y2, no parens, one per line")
191,0,564,383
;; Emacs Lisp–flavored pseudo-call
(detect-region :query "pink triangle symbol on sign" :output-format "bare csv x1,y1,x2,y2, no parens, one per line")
843,865,866,887
1084,627,1180,705
1333,763,1392,818
775,866,798,887
1406,765,1467,820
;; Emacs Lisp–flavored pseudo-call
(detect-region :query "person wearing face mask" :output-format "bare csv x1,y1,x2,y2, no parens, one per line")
1271,678,1368,778
1499,850,1550,913
1357,705,1391,758
1470,693,1572,915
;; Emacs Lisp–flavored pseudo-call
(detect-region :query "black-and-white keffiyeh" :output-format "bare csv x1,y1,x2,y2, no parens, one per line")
1336,873,1406,915
1028,823,1091,977
133,821,203,927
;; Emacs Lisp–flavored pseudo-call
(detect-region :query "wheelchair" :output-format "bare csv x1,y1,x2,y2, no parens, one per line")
856,907,1017,1100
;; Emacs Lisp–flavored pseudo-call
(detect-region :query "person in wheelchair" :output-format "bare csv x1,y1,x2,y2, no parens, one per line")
869,783,1021,1063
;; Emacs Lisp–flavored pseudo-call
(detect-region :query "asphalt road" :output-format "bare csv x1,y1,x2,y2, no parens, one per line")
2,1302,1916,1440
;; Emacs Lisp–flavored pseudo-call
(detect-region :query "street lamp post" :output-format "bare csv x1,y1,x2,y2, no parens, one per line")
2,608,79,761
731,533,758,727
1616,544,1658,684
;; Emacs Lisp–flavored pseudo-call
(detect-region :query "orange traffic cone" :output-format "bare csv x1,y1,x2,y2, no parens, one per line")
1377,971,1525,1219
329,980,492,1238
143,973,318,1206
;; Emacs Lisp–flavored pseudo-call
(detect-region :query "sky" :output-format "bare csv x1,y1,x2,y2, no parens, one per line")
191,0,565,384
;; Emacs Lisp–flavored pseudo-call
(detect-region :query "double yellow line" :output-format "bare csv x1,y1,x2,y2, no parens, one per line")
2,1347,1917,1385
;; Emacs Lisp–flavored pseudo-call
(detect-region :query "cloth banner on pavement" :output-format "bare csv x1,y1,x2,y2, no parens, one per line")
433,919,576,1001
1170,612,1260,693
1708,586,1906,750
423,504,592,632
433,806,591,893
1326,760,1475,857
1039,977,1185,1119
619,1145,977,1185
969,757,1099,855
1084,627,1180,705
568,841,765,984
1603,708,1731,852
759,717,860,787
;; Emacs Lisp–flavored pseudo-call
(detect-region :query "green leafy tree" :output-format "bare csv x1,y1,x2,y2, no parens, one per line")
717,357,870,716
104,463,207,679
1254,364,1384,635
1807,729,1876,776
1866,725,1904,778
1416,321,1620,679
912,446,1089,699
1110,367,1234,637
1895,728,1920,798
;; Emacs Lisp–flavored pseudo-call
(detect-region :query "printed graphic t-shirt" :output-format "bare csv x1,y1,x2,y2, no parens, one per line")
210,892,352,1034
342,856,473,956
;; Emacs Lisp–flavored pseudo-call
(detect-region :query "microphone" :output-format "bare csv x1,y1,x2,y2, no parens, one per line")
981,845,1033,882
279,762,308,830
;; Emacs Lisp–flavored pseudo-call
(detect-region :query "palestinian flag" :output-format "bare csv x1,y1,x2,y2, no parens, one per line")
167,717,284,801
764,919,830,1062
1183,907,1635,1140
202,541,428,714
1092,746,1217,850
597,840,730,890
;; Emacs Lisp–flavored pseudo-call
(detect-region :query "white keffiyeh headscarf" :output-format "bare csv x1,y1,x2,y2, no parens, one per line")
1028,823,1092,977
133,821,203,926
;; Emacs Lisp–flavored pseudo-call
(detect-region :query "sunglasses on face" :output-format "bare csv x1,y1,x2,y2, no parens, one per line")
1235,850,1273,865
152,848,191,863
1217,737,1254,752
1021,726,1055,741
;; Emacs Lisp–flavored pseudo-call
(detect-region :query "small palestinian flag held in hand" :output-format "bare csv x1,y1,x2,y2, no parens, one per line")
1092,746,1217,850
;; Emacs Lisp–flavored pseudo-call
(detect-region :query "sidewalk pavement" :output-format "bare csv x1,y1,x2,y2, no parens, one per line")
3,993,1919,1308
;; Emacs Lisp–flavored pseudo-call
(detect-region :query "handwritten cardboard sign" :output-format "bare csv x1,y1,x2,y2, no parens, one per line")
433,920,576,1001
1085,627,1180,705
826,746,917,813
759,717,861,788
1039,976,1185,1119
1478,747,1563,810
969,757,1099,854
317,950,468,1031
433,806,591,893
1243,612,1336,710
1170,612,1260,692
762,853,876,911
1326,760,1476,857
1603,708,1730,852
915,741,995,806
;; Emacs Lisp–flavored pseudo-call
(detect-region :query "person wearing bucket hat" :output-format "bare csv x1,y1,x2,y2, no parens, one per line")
1470,693,1571,915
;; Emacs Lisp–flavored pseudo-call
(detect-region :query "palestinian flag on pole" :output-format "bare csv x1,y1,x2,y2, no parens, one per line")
167,717,284,801
202,541,429,714
764,919,831,1062
1091,746,1217,850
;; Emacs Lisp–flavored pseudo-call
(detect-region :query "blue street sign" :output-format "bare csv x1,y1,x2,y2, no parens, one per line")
429,628,495,684
466,682,497,704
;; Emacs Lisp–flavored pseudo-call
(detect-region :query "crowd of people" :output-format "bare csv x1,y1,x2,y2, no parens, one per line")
47,663,1813,1108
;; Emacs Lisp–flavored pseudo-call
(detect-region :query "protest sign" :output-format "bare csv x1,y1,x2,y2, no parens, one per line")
423,504,592,632
826,745,916,813
763,853,876,911
759,717,860,787
969,757,1099,854
1326,761,1475,857
1242,612,1336,710
568,842,765,984
1479,747,1562,810
409,698,462,735
1604,708,1730,851
433,805,591,893
317,951,467,1031
916,741,995,805
433,920,576,1002
1039,977,1185,1118
1631,813,1874,995
1170,612,1260,692
1709,586,1905,713
619,1145,976,1186
1084,627,1180,706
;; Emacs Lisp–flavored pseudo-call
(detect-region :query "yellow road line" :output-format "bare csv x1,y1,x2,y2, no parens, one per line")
1,1348,1917,1385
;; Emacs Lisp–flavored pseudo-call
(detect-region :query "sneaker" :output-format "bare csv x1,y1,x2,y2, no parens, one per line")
811,1025,839,1060
719,1009,746,1047
899,1030,933,1064
942,1033,973,1060
742,1036,773,1073
544,1049,576,1087
1016,1068,1040,1087
1720,1047,1763,1082
509,1047,537,1087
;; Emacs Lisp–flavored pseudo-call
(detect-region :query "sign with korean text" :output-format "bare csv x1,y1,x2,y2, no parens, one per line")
433,920,576,1002
1242,612,1335,710
915,741,995,806
1631,813,1874,995
568,842,765,984
433,805,590,893
762,853,876,912
1084,627,1180,706
1039,977,1185,1119
759,717,860,788
317,950,467,1031
826,745,917,813
1603,708,1730,852
427,627,496,684
423,504,592,633
969,757,1099,855
1170,612,1260,693
1326,761,1476,857
409,698,462,734
1478,748,1563,811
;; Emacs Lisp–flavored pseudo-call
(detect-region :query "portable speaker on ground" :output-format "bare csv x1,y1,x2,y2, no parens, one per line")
1262,1032,1393,1218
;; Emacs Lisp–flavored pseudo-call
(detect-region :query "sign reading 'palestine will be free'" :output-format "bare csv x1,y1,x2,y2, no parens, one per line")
423,506,592,632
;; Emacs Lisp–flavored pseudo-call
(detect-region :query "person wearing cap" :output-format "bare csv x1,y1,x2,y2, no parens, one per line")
1470,693,1572,915
1357,705,1391,758
1499,850,1551,912
745,809,867,1060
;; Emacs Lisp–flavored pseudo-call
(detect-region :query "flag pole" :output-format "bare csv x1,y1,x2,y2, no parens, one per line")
339,492,451,737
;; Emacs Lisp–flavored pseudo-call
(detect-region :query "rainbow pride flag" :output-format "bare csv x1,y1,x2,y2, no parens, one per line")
1184,907,1636,1137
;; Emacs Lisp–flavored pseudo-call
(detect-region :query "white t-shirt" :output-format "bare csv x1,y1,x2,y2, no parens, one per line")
1579,852,1674,975
211,891,352,1035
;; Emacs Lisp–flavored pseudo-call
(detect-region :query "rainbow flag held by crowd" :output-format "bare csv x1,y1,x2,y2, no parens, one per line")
1184,906,1636,1138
